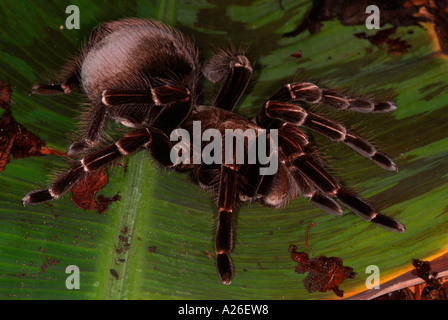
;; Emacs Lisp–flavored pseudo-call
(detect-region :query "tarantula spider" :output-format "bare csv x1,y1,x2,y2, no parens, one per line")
22,18,405,285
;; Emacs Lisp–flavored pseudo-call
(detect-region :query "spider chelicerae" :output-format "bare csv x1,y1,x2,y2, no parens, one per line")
22,18,405,285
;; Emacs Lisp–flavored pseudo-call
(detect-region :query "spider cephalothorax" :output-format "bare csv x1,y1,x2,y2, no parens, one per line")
22,18,404,285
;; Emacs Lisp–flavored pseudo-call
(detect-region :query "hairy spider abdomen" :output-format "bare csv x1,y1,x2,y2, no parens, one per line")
80,19,199,103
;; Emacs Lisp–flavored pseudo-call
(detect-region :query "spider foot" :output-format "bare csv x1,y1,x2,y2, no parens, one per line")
348,99,397,113
204,51,252,111
310,193,343,216
336,188,405,233
371,213,406,233
370,152,398,172
22,189,55,206
31,84,71,95
204,53,251,83
216,253,234,285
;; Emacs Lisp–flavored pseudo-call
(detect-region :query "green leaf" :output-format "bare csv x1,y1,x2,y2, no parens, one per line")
1,0,447,300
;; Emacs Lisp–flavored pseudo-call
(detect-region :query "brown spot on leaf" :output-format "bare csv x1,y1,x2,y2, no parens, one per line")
70,167,108,211
39,256,60,274
355,27,411,55
96,192,121,214
291,51,302,58
284,0,448,56
0,82,65,172
110,269,119,280
289,223,356,297
69,166,120,213
148,246,157,254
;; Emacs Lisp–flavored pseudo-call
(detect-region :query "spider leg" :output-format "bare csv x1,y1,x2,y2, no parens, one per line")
238,162,266,201
274,122,404,232
193,164,220,189
290,150,404,231
278,124,343,216
257,100,397,171
204,51,252,111
24,82,191,205
22,127,172,206
67,102,108,155
68,85,191,156
290,167,343,217
31,61,81,95
101,86,190,107
292,150,404,232
269,82,397,113
215,164,239,285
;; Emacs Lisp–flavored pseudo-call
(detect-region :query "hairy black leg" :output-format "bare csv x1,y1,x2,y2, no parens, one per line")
22,128,168,206
237,128,281,201
69,85,191,156
31,62,81,95
277,124,343,216
273,122,403,231
194,151,266,203
102,85,191,135
24,83,191,203
238,162,265,201
258,100,398,171
193,164,221,190
23,80,187,205
215,164,238,285
257,162,293,208
269,82,397,113
310,192,343,216
204,51,252,111
31,83,71,95
335,188,405,232
290,154,405,232
149,94,192,135
291,161,343,217
67,102,108,155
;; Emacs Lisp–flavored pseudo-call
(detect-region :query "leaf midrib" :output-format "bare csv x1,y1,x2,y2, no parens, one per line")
100,151,155,300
